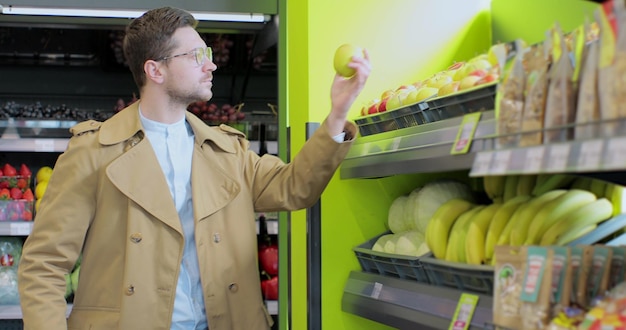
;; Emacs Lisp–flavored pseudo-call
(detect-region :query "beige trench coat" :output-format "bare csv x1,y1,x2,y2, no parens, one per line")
17,102,356,330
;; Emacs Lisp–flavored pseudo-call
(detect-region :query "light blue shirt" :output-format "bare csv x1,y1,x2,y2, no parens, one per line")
139,110,208,330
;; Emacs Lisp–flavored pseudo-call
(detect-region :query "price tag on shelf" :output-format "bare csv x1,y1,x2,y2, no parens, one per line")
471,151,493,176
449,293,479,330
35,139,55,152
490,150,512,174
546,144,571,172
9,222,31,236
388,137,402,151
605,136,626,169
451,112,482,155
360,143,371,157
522,146,545,173
370,282,383,299
577,139,604,171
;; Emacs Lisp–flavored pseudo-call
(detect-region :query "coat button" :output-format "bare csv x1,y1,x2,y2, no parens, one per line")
130,233,142,243
228,283,238,293
213,233,221,243
125,285,135,296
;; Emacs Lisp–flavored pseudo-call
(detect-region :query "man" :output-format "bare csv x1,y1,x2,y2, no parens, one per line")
17,6,370,330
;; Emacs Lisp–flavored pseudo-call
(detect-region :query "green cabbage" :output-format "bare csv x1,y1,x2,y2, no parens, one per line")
372,234,394,252
387,195,410,234
408,180,476,234
394,230,430,257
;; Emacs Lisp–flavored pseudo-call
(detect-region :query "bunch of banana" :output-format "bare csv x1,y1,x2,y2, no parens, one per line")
465,203,501,264
540,198,613,245
445,205,485,263
425,198,474,259
483,176,506,203
484,195,530,262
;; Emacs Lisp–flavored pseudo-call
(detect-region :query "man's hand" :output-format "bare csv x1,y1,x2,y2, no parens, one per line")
327,49,371,137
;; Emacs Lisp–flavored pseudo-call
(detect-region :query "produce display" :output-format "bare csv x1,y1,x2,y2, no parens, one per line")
0,237,23,305
1,100,114,121
0,164,34,222
374,179,476,257
353,44,503,117
34,166,53,214
257,214,278,301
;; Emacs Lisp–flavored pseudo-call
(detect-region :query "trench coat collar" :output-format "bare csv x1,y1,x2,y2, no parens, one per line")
99,101,238,154
101,101,240,233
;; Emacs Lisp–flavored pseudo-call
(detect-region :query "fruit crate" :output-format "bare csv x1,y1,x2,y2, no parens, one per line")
0,200,34,221
422,81,496,122
354,102,429,137
352,232,430,284
419,256,494,295
355,82,496,137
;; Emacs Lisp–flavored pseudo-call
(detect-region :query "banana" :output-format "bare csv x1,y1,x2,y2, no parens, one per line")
509,189,568,246
524,189,597,245
540,198,614,246
483,175,506,203
496,200,529,246
425,198,475,259
570,176,594,191
605,182,626,216
555,225,597,246
466,203,501,265
516,175,537,196
502,175,520,203
484,195,531,262
590,179,608,198
531,174,575,196
445,205,484,262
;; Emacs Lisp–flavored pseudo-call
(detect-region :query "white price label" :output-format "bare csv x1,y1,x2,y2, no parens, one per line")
605,137,626,169
360,143,371,157
371,282,383,299
9,222,31,236
523,146,545,173
471,152,493,176
491,150,512,174
35,139,54,152
389,137,402,151
578,140,604,171
546,144,571,172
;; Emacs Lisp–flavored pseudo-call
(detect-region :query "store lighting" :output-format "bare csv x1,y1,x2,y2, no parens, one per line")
0,5,269,22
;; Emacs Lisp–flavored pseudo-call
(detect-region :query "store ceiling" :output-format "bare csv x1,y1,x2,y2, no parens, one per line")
0,0,277,33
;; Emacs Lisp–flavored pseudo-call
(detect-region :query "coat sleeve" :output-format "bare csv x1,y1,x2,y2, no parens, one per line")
248,119,357,212
18,126,100,330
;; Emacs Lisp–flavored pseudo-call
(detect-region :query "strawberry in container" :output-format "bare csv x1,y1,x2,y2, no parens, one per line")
0,164,34,221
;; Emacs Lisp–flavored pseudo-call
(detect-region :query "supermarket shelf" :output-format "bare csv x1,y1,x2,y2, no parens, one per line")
469,135,626,177
256,218,278,235
265,300,278,315
0,222,33,236
0,138,69,152
342,271,493,330
340,110,496,179
0,303,72,319
0,138,272,154
0,300,275,319
341,109,626,181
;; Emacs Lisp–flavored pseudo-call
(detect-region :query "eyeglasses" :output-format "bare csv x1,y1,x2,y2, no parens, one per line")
155,47,213,66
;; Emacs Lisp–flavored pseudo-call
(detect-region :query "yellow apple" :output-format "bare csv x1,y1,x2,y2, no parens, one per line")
459,75,482,90
386,94,403,111
469,58,492,71
426,74,453,89
333,44,364,77
414,87,438,102
438,81,460,96
412,80,425,89
380,89,396,100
